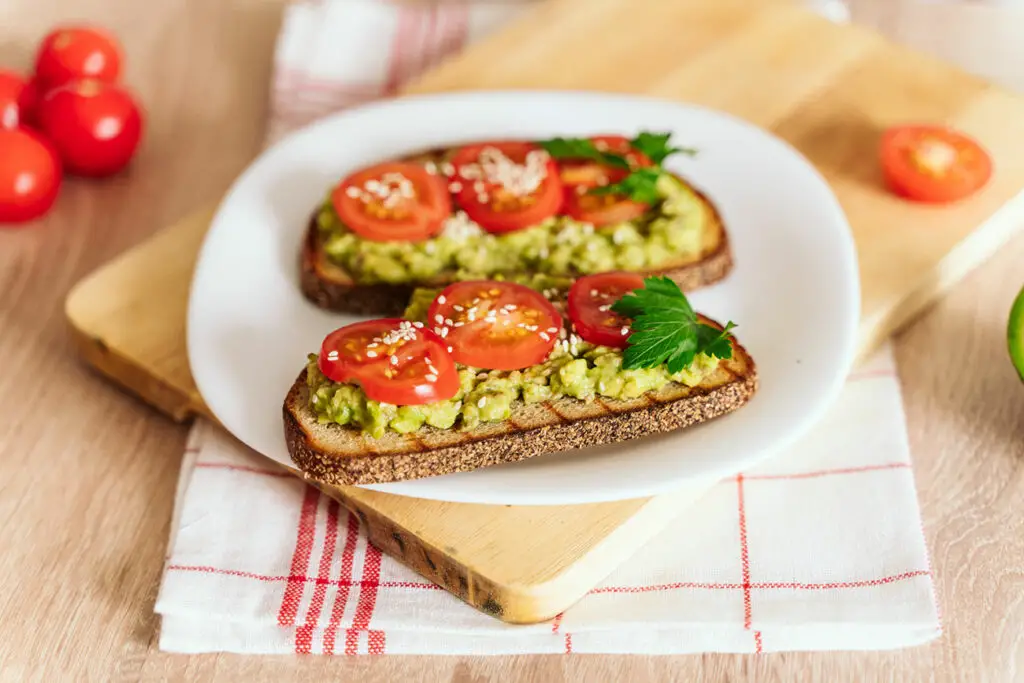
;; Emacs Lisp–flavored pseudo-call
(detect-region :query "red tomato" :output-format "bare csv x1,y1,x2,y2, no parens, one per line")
33,26,122,90
879,124,992,204
589,135,653,169
0,127,61,225
318,318,459,406
428,281,563,371
563,185,648,227
36,80,143,177
333,161,451,242
451,141,563,234
567,272,646,348
0,71,38,129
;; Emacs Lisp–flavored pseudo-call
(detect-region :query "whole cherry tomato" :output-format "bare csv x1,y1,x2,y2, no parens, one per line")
37,80,143,177
33,26,122,91
0,70,38,129
0,127,61,225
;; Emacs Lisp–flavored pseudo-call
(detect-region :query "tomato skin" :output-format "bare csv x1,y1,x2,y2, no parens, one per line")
0,127,61,225
567,272,646,349
428,281,563,371
563,186,648,227
333,161,451,242
451,141,564,234
33,26,122,90
37,80,143,177
880,124,992,204
0,71,38,129
318,318,459,406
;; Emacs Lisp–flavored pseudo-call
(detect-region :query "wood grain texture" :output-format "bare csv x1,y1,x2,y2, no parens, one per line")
2,0,1023,681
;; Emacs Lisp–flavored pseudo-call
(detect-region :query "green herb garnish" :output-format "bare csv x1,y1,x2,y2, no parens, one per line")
588,167,663,204
611,276,735,373
538,131,696,204
630,131,697,165
537,137,631,171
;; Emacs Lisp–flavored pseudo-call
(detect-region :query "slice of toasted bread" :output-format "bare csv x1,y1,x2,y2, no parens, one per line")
300,145,733,316
283,321,757,487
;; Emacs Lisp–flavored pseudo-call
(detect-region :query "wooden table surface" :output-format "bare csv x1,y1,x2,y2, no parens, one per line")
1,0,1022,681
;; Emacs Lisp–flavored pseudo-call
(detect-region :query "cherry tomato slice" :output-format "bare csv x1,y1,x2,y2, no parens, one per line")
0,127,61,225
451,141,563,234
33,26,122,90
37,79,143,177
880,124,992,204
318,318,459,406
567,272,646,349
0,71,38,129
428,281,563,370
563,185,648,227
333,161,451,242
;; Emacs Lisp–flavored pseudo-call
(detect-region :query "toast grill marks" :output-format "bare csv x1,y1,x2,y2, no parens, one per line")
283,326,757,486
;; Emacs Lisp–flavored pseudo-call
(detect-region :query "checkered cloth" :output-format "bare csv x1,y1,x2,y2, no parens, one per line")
154,0,939,655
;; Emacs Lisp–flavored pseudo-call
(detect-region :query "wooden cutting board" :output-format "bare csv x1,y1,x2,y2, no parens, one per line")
65,0,1024,624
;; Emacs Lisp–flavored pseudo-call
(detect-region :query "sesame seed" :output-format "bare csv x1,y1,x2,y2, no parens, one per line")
390,355,398,365
620,326,629,335
439,327,449,338
327,351,339,360
453,305,464,312
365,180,381,191
473,181,485,193
434,314,444,324
345,186,360,198
447,346,453,352
590,289,598,296
424,161,438,174
477,194,490,203
453,322,465,327
441,162,455,177
598,304,611,312
437,295,446,304
412,321,424,328
540,332,551,341
477,397,487,408
448,181,462,192
546,327,558,333
425,374,437,383
366,351,377,358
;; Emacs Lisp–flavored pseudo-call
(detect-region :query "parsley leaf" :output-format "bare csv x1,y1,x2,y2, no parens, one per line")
537,137,631,170
589,167,663,204
610,276,735,373
630,131,697,164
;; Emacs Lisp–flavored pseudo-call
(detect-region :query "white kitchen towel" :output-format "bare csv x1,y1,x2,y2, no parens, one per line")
156,347,940,655
154,0,939,655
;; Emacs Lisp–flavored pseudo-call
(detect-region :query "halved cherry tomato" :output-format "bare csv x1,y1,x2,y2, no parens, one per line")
37,79,143,177
428,281,562,370
567,272,645,349
880,124,992,204
318,318,459,406
0,71,38,129
563,185,649,227
558,134,652,189
33,25,122,90
451,141,563,234
0,127,61,225
333,161,451,242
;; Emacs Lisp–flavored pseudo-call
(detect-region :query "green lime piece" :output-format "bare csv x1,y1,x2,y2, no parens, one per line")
1009,284,1024,382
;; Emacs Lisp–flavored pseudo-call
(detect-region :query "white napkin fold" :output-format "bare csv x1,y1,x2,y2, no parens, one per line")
155,0,938,655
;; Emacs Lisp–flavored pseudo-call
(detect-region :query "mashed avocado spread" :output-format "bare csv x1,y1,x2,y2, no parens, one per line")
306,287,722,438
316,174,709,285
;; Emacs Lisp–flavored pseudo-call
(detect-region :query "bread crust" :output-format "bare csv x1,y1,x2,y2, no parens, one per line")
283,326,757,486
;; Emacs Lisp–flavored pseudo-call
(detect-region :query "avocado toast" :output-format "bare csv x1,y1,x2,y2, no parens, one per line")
301,133,733,316
284,273,757,486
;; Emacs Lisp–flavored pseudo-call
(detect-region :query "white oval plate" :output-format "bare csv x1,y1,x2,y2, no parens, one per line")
187,90,859,506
